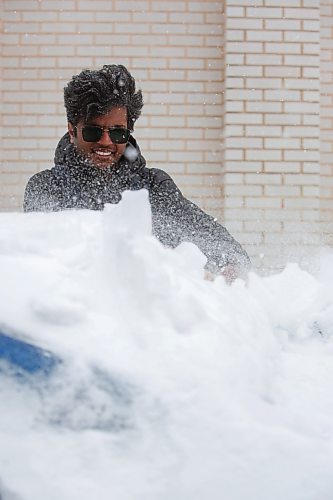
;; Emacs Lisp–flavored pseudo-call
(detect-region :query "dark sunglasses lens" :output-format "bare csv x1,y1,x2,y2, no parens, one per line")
109,128,130,144
82,126,102,142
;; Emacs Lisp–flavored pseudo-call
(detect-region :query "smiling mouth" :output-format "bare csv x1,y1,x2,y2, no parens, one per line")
94,150,114,157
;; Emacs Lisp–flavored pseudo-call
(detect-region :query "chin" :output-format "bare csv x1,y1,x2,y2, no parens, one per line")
94,160,117,170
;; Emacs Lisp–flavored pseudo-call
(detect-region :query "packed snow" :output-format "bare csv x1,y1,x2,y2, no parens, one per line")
0,190,333,500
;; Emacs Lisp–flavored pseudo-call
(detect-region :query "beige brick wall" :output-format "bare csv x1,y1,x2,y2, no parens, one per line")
1,0,225,218
224,0,321,270
320,0,333,245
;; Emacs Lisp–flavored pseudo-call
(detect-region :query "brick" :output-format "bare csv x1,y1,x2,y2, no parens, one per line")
227,66,263,77
116,23,150,34
246,54,282,65
21,103,58,114
171,129,203,140
303,186,320,197
225,185,263,196
285,8,319,19
284,55,318,66
20,57,56,68
4,22,39,34
169,59,204,69
188,24,223,35
226,54,244,65
22,12,58,21
225,125,244,137
265,114,302,125
226,137,263,148
169,151,204,162
227,6,245,17
227,89,262,100
170,12,204,23
58,34,93,44
284,198,319,209
284,126,318,137
227,42,263,53
247,7,282,17
59,12,94,22
40,23,74,33
247,30,282,41
264,90,301,101
264,66,301,77
246,126,282,136
285,31,319,42
226,30,245,41
3,46,38,57
264,162,301,173
40,0,76,8
246,78,282,89
265,19,301,30
245,173,282,184
265,138,301,149
2,12,21,21
226,114,263,125
170,104,205,116
150,139,185,151
3,1,39,9
76,46,113,56
57,58,94,68
225,101,244,112
131,33,166,44
204,150,223,162
228,18,263,29
3,91,39,102
303,21,320,31
284,102,318,114
286,78,319,89
246,102,282,113
303,43,320,54
169,81,204,92
266,43,301,54
2,34,20,44
284,149,319,161
195,4,224,13
245,198,282,208
246,150,283,161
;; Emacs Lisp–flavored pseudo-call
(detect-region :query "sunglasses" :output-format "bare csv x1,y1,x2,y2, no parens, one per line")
77,125,131,144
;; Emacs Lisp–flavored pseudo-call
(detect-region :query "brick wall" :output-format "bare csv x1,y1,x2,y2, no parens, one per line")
224,0,321,270
320,0,333,246
1,0,225,219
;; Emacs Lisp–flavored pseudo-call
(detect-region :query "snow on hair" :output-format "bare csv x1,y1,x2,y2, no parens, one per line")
64,64,144,130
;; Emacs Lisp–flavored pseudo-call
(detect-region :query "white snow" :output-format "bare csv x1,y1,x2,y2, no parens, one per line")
0,190,333,500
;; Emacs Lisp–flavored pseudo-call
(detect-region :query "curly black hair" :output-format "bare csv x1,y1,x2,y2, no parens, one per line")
64,64,143,130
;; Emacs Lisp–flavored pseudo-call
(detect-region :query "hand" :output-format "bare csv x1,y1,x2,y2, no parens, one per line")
204,264,242,284
219,264,240,284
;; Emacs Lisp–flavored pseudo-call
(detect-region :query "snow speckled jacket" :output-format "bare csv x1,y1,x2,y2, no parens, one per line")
23,133,251,275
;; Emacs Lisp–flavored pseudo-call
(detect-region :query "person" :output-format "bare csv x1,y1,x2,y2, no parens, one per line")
23,64,250,282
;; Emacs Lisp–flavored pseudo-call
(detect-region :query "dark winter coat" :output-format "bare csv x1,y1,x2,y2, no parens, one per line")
23,133,251,275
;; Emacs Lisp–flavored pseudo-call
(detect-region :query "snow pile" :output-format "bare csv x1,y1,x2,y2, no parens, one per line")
0,190,333,500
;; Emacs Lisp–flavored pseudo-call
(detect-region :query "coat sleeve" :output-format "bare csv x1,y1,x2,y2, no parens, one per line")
23,171,61,212
149,169,251,276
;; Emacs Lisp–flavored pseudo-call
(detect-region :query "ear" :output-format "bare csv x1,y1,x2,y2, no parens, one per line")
68,122,76,143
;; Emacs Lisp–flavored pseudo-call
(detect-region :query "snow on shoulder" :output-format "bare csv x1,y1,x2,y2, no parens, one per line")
0,190,333,500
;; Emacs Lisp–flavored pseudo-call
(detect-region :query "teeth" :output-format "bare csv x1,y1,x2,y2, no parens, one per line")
95,151,112,156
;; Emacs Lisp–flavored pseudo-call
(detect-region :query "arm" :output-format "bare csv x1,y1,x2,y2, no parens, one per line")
149,170,251,280
23,171,61,212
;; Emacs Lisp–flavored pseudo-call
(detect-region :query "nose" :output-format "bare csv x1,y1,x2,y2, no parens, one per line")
97,129,113,146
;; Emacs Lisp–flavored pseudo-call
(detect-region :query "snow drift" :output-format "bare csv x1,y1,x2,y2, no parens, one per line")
0,190,333,500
